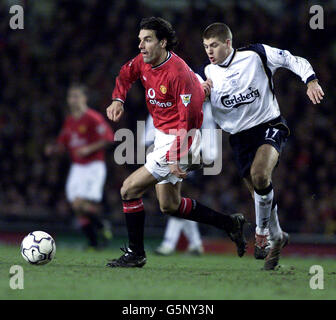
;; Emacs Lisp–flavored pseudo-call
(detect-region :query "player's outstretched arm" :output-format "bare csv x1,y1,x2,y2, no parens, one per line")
44,143,64,156
307,79,324,105
106,100,124,122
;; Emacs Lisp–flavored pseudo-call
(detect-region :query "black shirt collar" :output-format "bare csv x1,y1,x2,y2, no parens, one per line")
218,49,236,68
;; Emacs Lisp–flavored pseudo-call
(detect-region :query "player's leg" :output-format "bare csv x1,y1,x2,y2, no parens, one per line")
250,144,289,269
107,166,157,268
249,144,278,258
245,174,282,242
66,164,99,249
155,217,184,255
72,198,111,249
76,161,111,249
71,198,99,248
155,182,247,257
182,220,203,255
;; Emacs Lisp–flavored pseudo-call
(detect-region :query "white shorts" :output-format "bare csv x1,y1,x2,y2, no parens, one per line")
65,161,107,203
145,129,202,185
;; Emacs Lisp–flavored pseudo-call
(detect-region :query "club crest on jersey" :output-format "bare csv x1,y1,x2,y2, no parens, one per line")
160,85,167,94
180,94,192,107
78,125,87,133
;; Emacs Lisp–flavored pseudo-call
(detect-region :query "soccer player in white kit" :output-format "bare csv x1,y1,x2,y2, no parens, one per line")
201,23,324,270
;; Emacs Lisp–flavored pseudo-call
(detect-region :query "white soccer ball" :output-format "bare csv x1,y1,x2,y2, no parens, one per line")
21,231,56,265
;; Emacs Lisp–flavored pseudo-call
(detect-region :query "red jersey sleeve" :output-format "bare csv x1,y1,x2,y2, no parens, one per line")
166,72,204,162
112,54,143,103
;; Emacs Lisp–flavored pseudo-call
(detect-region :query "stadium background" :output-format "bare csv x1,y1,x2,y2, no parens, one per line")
0,0,335,253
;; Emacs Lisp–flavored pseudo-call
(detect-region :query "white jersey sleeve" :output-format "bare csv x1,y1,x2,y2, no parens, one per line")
195,73,204,83
263,44,317,84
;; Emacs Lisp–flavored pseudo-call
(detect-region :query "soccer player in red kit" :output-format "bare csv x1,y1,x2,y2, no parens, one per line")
106,17,246,268
46,84,114,249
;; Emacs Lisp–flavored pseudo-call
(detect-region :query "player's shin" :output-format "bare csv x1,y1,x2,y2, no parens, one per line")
254,183,273,235
269,203,282,242
170,198,234,232
122,198,146,255
78,216,98,248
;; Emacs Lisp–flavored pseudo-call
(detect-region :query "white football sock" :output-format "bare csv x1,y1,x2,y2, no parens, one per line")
269,204,282,241
254,186,273,235
182,220,202,250
161,217,184,250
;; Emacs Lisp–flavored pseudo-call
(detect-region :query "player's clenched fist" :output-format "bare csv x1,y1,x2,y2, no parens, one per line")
202,78,213,98
106,100,124,122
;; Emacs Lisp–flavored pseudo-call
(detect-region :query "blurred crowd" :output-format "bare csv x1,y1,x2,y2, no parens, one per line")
1,0,336,235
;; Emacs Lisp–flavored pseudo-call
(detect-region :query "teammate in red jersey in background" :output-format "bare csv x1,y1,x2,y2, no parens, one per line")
45,84,114,249
105,17,247,268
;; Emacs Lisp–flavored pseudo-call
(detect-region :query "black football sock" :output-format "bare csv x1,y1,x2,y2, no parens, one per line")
89,215,104,230
171,198,234,233
123,199,146,255
81,222,98,247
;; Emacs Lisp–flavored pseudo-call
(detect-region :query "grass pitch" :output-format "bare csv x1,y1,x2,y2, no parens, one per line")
0,244,335,300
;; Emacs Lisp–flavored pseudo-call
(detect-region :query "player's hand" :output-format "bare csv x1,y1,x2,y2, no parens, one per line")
168,163,187,179
106,100,124,122
202,79,213,98
307,80,324,105
75,146,91,158
45,144,54,156
45,144,64,156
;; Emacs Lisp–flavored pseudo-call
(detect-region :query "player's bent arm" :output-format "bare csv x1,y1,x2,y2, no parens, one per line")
166,74,204,165
263,44,324,104
109,54,142,121
263,44,316,84
44,143,65,156
75,140,110,158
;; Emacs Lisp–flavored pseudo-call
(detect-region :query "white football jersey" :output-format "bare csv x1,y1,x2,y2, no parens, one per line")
205,44,316,134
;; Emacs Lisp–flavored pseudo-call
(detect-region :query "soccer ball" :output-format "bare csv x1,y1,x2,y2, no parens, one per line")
21,231,56,265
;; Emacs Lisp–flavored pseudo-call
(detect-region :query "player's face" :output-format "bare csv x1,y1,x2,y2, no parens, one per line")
138,29,166,65
203,37,231,65
67,89,87,111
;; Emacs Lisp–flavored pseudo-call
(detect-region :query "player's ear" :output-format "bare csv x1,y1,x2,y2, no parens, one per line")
160,39,167,49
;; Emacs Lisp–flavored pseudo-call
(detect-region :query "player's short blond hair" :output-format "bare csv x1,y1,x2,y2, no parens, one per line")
203,23,232,43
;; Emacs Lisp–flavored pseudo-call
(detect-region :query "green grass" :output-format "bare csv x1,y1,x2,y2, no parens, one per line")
0,244,335,300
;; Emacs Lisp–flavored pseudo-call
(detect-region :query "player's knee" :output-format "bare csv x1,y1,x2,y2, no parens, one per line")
250,169,270,190
72,198,83,212
120,179,138,200
120,182,129,200
159,202,180,215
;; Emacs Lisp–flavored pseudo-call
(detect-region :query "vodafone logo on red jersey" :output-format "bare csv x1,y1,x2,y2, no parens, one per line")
148,88,155,99
147,88,172,108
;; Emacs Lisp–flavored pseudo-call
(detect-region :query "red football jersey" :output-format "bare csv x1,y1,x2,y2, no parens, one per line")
112,52,205,161
57,108,114,164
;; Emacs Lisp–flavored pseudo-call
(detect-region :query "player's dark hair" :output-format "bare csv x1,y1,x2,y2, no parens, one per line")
68,83,88,96
203,23,232,43
140,17,178,51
